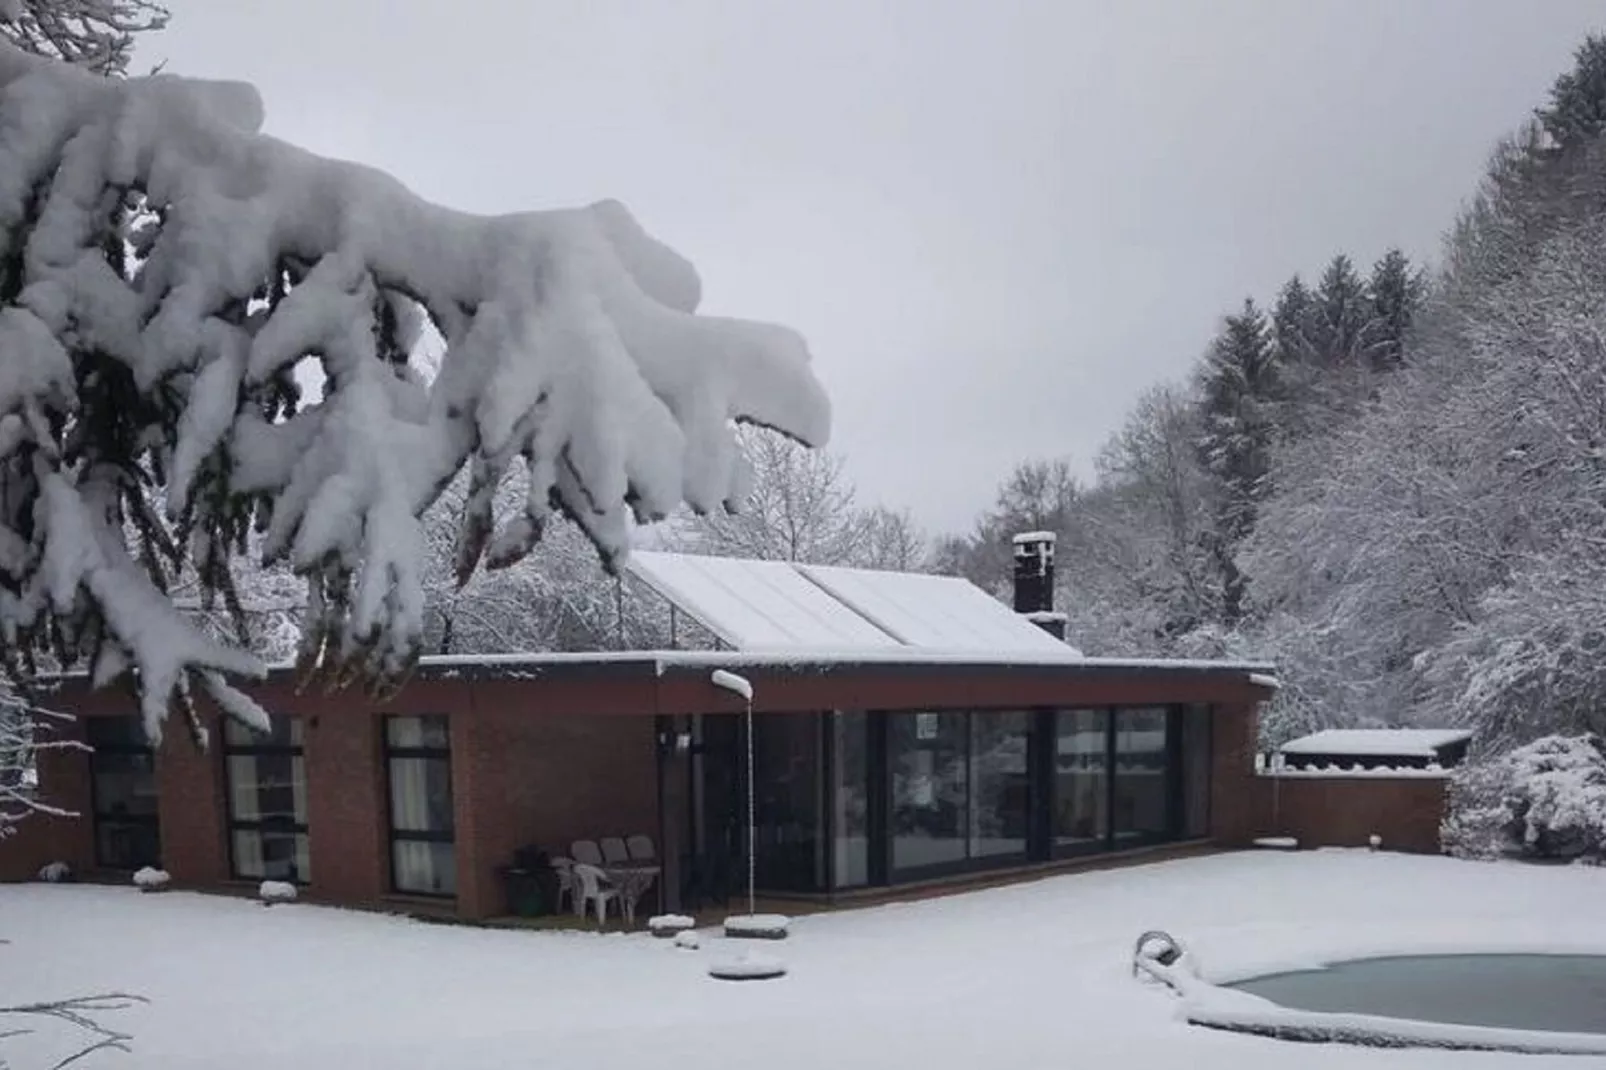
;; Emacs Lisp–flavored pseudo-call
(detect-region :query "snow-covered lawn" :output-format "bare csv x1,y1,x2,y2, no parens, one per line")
5,851,1606,1069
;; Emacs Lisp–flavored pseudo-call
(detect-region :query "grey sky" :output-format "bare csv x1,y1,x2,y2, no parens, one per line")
155,0,1604,535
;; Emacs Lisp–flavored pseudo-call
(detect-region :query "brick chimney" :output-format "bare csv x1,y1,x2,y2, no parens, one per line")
1012,531,1066,640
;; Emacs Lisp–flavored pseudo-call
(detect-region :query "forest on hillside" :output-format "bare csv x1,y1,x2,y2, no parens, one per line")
939,35,1606,753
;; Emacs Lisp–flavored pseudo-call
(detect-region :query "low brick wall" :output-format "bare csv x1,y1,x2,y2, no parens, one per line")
1247,774,1450,854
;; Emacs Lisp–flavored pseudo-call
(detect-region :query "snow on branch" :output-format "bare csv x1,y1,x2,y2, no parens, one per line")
0,0,166,77
0,44,831,741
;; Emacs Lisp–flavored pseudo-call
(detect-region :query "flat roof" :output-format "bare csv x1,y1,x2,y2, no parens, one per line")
409,649,1278,683
1278,728,1473,758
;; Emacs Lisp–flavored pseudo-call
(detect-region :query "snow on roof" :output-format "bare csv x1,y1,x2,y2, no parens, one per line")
799,562,1079,658
1011,531,1057,545
626,552,901,651
625,551,1080,659
626,549,905,649
1278,728,1473,758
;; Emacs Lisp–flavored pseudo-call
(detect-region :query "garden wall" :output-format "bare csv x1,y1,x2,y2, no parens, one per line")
1247,773,1450,854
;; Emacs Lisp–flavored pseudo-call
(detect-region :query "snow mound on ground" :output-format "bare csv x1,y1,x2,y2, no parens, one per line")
649,914,695,935
673,931,700,951
259,880,297,903
0,41,831,737
723,914,790,938
36,860,70,882
707,952,786,981
132,866,169,889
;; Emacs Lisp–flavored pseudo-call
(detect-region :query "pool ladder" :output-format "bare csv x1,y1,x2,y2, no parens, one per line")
1133,929,1187,988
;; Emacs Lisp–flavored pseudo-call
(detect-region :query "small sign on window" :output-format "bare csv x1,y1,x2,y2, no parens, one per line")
915,712,939,741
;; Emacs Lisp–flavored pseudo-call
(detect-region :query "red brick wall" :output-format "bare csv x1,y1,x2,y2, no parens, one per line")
302,705,389,906
0,716,93,881
456,681,657,919
1209,701,1262,846
154,713,229,886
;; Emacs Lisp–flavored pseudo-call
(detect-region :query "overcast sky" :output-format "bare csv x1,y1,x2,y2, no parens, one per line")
154,0,1605,536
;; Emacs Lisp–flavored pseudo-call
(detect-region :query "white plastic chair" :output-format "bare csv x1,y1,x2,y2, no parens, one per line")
600,837,630,864
571,862,619,924
625,834,656,862
570,840,604,866
551,857,575,914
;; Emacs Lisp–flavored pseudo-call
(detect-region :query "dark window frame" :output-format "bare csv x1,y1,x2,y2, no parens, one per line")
221,717,310,884
383,714,457,898
86,717,161,871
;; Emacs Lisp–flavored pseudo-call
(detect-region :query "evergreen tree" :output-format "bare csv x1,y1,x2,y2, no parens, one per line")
1311,254,1370,367
1538,33,1606,155
1365,248,1425,371
1194,298,1276,623
1269,275,1316,367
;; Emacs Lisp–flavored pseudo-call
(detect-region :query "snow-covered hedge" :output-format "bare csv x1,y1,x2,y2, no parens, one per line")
1443,734,1606,863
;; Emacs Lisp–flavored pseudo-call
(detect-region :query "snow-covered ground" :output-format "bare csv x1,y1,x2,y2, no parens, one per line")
5,850,1606,1069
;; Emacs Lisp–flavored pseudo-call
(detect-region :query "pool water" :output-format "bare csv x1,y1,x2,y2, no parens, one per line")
1229,954,1606,1035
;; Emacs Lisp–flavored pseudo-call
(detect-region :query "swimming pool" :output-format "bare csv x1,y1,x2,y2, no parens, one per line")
1228,954,1606,1036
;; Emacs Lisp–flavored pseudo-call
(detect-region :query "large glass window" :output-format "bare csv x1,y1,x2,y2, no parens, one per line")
1054,708,1109,850
223,717,310,883
385,715,455,896
831,711,870,888
1113,707,1171,844
752,713,825,893
891,712,968,871
88,717,160,870
969,712,1030,858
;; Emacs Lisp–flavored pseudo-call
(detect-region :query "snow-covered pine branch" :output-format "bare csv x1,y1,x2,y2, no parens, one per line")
0,44,830,743
0,0,166,76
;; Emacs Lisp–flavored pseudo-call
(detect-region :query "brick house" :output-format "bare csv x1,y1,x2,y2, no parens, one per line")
2,535,1282,919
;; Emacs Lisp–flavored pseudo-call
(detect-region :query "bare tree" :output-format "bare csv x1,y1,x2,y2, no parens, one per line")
1,699,84,838
678,427,895,567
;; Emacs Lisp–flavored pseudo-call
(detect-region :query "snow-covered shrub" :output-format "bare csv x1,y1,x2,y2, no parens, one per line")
131,866,170,891
37,860,70,882
258,880,296,904
1443,734,1606,862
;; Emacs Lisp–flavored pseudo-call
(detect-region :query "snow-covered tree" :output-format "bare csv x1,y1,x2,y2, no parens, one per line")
0,44,830,744
1537,33,1606,156
1194,298,1277,623
0,0,165,76
1364,248,1424,371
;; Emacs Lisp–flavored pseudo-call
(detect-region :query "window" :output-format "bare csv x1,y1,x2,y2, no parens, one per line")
88,717,160,870
831,711,870,888
1112,707,1171,844
223,717,310,883
1054,708,1109,850
751,712,825,893
891,712,968,872
385,715,455,896
889,711,1031,876
968,711,1030,859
